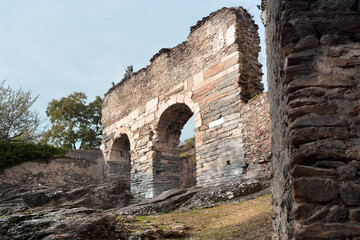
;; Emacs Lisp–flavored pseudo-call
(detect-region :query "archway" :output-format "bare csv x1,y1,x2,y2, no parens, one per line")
108,134,131,190
153,103,194,195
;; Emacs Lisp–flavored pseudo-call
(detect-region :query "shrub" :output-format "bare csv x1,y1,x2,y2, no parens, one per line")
0,141,66,170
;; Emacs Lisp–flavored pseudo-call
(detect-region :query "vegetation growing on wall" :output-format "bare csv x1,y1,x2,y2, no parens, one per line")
257,0,266,25
0,141,65,170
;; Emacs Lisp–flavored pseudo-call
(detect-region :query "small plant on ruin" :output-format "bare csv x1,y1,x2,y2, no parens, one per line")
122,65,134,80
257,0,266,25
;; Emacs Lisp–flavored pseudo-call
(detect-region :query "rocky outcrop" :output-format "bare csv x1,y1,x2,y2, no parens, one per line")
0,178,268,239
118,178,269,216
0,183,132,215
0,208,117,240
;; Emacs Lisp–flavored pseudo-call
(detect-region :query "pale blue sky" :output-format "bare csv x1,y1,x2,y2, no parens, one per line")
0,0,266,142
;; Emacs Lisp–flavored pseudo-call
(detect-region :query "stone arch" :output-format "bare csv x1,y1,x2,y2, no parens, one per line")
155,93,201,129
152,101,196,195
107,127,133,190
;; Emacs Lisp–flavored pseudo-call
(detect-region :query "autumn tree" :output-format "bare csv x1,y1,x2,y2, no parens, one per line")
44,92,102,150
0,80,43,142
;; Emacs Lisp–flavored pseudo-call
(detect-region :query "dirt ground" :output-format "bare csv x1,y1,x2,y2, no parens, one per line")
133,194,273,239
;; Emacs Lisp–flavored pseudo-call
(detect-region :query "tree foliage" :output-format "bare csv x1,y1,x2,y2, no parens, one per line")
183,137,195,151
0,141,66,170
44,92,102,150
257,0,267,25
0,80,42,142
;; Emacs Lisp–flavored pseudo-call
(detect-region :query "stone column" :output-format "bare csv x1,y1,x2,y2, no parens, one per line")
266,0,360,239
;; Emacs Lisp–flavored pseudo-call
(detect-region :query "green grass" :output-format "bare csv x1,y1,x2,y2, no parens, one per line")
135,194,273,239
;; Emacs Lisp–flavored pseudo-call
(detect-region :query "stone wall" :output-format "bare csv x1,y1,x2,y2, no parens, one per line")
0,150,104,187
102,7,264,198
266,0,360,239
179,148,196,189
242,92,271,179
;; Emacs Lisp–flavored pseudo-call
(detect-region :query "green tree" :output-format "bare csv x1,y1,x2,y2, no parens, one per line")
0,80,43,142
44,92,102,150
183,137,195,151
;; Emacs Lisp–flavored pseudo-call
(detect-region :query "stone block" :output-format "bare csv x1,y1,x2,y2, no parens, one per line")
145,113,155,124
290,116,346,130
204,62,225,80
221,51,239,62
287,74,353,91
337,165,357,180
292,165,336,177
340,182,360,206
193,71,204,87
146,97,159,113
225,24,236,46
349,208,360,222
129,108,139,120
325,206,349,223
292,177,339,203
294,223,360,240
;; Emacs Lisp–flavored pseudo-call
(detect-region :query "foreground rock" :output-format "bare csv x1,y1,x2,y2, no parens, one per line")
0,208,116,240
0,182,132,216
0,179,269,239
118,178,269,215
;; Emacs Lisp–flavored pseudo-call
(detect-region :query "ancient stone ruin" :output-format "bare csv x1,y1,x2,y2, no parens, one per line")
266,0,360,239
101,7,270,199
2,2,359,239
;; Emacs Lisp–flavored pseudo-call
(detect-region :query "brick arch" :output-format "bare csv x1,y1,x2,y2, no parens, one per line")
112,127,134,151
154,93,201,129
107,127,133,190
152,101,196,196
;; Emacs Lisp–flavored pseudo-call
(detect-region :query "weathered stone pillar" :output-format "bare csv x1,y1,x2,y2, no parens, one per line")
266,0,360,239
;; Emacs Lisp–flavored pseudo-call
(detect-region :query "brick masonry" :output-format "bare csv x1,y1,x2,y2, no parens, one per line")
101,7,267,199
266,0,360,239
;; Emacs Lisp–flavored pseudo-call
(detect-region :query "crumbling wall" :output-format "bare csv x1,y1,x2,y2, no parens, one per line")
0,150,104,187
102,7,264,198
266,0,360,239
241,92,271,179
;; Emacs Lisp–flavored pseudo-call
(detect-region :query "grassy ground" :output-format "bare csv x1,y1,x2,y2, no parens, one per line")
134,194,273,239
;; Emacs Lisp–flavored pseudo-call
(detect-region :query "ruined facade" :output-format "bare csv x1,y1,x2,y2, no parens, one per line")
102,7,268,199
266,0,360,239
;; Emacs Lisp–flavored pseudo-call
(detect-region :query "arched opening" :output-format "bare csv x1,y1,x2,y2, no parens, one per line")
109,134,131,190
154,103,195,195
179,116,196,189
